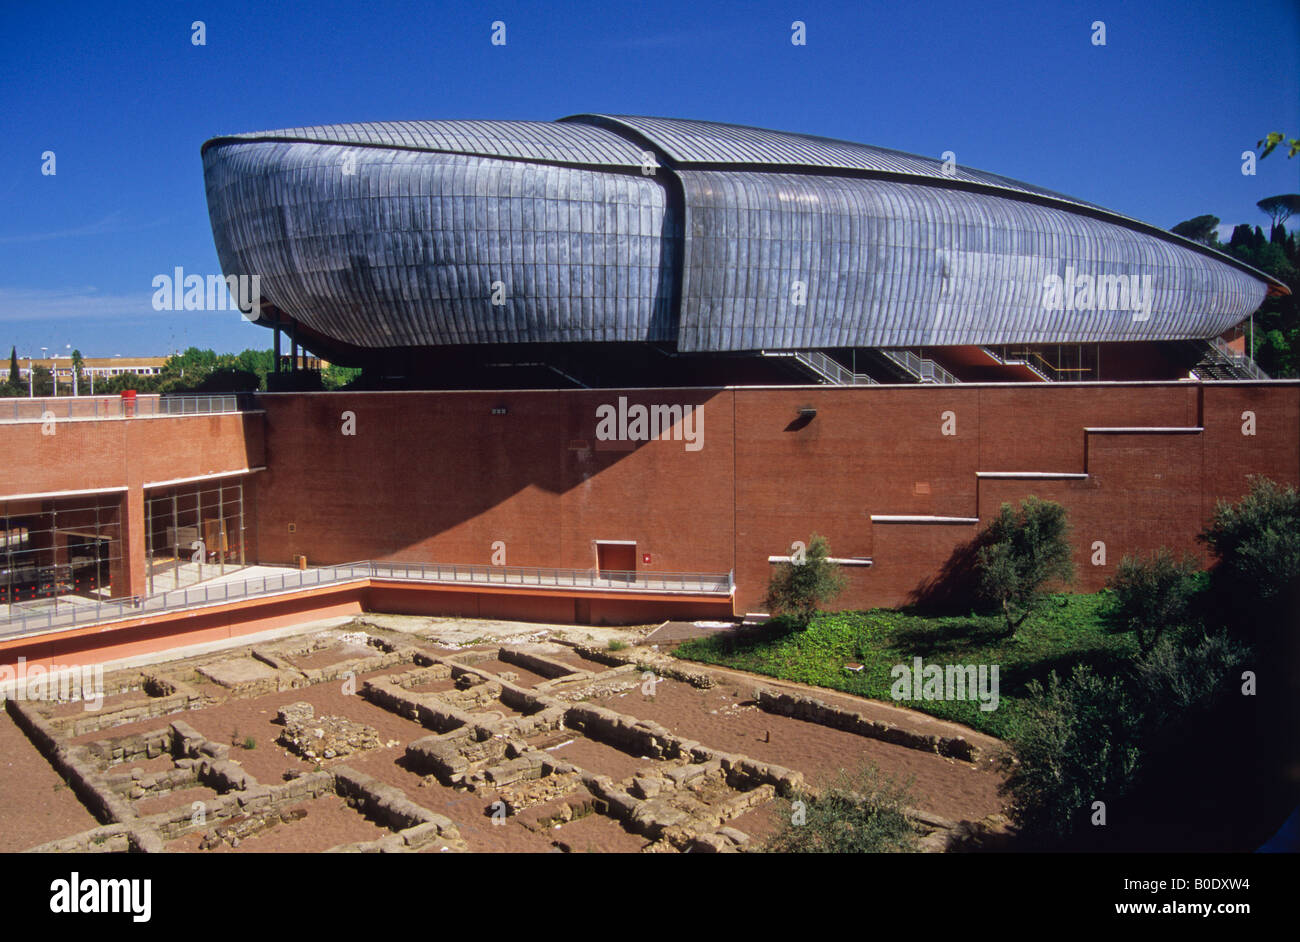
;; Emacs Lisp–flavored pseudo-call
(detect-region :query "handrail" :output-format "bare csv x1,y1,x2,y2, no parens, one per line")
760,350,877,385
879,349,960,384
0,559,734,639
0,394,246,424
1206,337,1268,379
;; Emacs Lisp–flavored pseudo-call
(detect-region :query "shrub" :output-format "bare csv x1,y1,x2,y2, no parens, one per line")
1000,665,1142,844
763,533,846,629
1132,631,1252,733
1107,549,1202,652
976,497,1074,636
764,764,920,853
1201,476,1300,633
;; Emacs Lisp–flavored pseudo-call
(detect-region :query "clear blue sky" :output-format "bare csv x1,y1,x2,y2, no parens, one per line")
1,0,1297,359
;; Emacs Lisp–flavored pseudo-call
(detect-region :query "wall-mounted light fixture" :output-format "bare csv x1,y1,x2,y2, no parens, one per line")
797,407,817,419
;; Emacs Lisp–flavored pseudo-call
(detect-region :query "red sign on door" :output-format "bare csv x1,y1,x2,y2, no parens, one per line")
642,553,651,565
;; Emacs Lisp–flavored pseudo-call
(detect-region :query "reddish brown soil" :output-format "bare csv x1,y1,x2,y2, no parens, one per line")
134,784,221,817
0,710,100,850
549,810,650,853
550,651,618,674
600,678,1005,822
540,736,660,783
112,754,178,776
726,802,783,843
48,691,142,719
344,749,559,852
289,643,374,670
468,659,553,687
164,794,391,852
408,678,458,694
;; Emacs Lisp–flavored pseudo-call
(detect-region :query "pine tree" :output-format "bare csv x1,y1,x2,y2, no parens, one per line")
7,346,17,388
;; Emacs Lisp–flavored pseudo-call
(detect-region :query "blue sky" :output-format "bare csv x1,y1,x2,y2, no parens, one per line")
1,0,1297,359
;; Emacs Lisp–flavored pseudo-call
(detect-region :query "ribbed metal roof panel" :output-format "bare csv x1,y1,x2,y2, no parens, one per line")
202,119,648,168
566,114,1106,207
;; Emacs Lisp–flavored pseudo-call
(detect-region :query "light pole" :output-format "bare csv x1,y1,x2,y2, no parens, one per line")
41,347,49,397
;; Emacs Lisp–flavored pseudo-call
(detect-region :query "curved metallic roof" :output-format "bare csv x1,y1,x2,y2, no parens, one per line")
201,114,1282,359
565,113,1106,208
202,119,648,168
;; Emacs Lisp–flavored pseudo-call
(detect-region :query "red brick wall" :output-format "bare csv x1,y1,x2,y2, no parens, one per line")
3,384,1295,618
0,413,264,496
251,383,1298,614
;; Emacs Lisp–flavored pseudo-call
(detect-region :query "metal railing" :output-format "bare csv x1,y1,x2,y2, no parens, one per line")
369,560,734,594
0,562,373,639
792,351,878,385
0,394,246,424
980,346,1054,382
879,349,960,384
1205,337,1268,380
0,560,735,639
760,350,877,385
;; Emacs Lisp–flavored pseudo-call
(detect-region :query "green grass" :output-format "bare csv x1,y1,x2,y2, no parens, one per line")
673,592,1136,739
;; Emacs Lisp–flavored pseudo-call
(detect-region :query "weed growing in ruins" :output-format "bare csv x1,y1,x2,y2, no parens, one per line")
242,736,257,750
607,639,629,652
764,764,920,853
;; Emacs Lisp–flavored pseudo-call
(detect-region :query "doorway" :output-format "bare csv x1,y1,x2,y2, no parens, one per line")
595,541,637,584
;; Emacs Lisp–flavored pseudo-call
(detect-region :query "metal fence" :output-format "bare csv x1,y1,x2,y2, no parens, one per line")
369,560,734,593
1,394,245,423
0,560,735,639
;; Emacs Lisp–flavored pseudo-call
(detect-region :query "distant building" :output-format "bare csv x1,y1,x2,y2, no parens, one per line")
16,356,168,382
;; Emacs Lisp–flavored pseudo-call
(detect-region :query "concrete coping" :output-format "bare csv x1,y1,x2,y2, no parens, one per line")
975,471,1088,479
1083,426,1204,433
869,515,979,524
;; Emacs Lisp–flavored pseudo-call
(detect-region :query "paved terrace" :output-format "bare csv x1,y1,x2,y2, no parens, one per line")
0,561,736,641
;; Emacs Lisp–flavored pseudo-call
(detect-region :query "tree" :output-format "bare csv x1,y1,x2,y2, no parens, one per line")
975,496,1074,636
763,533,846,628
30,365,53,397
1107,549,1202,653
764,764,920,853
7,346,18,389
1256,194,1300,229
999,665,1142,845
1170,214,1220,246
1200,476,1300,634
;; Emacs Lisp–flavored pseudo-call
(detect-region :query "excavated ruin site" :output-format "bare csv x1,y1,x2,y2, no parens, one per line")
1,617,1012,853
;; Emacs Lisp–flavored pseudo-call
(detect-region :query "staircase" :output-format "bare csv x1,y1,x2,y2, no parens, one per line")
874,348,960,384
759,350,878,385
979,346,1053,381
1179,338,1268,380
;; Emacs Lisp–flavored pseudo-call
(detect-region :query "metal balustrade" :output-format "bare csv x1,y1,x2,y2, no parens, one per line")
0,560,735,639
760,350,877,385
1205,337,1268,380
879,349,960,384
1,394,245,423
